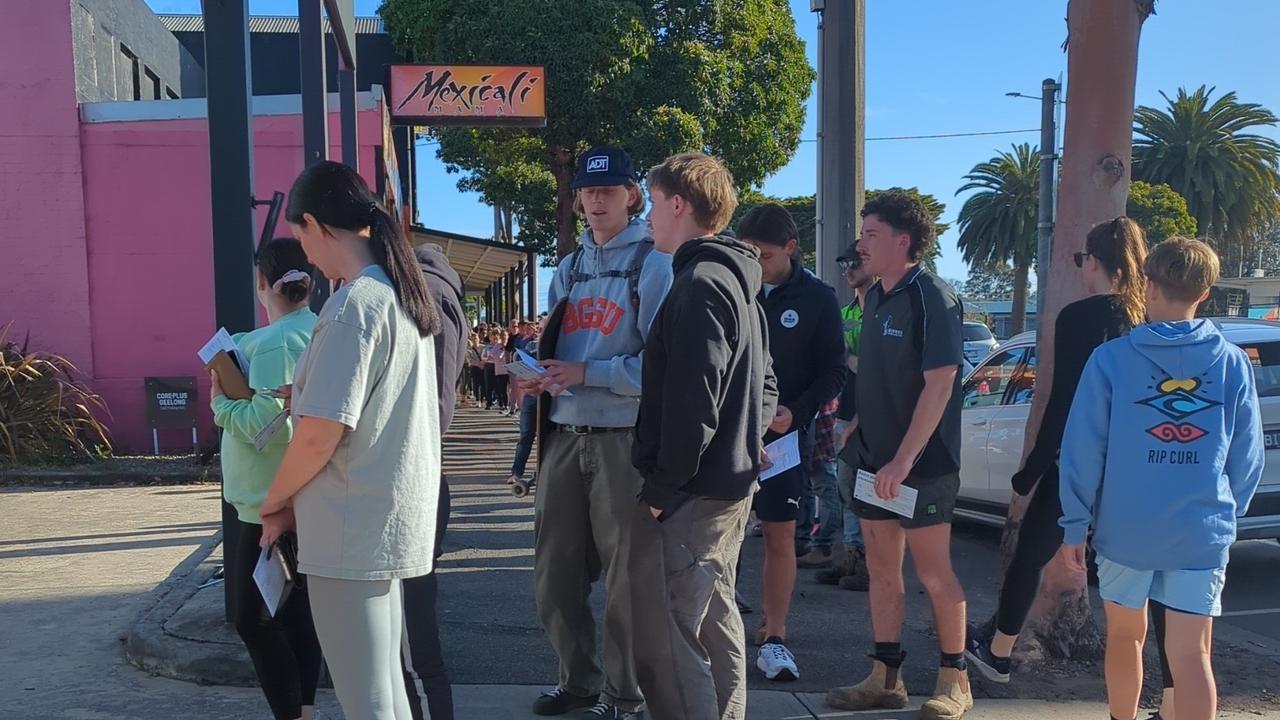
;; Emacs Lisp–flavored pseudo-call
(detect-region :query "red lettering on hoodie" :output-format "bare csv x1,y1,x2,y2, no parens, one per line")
561,297,627,337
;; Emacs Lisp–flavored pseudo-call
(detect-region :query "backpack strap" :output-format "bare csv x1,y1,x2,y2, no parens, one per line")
565,240,655,310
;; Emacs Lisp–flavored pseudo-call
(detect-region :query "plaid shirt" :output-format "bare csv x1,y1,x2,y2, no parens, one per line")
809,397,840,467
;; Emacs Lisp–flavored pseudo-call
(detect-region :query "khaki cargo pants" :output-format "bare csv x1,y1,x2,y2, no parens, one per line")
629,493,753,720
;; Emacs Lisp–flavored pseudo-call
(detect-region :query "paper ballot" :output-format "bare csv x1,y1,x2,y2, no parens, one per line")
252,547,289,617
854,469,918,519
252,409,290,452
198,328,249,376
506,348,574,396
759,431,801,481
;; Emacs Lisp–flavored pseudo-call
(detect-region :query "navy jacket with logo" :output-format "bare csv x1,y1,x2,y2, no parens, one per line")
760,258,847,433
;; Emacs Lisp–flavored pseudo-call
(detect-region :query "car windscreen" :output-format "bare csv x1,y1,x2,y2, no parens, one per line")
1235,340,1280,398
962,324,994,342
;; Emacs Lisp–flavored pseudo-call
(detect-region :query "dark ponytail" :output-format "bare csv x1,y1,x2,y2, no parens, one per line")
286,161,441,337
257,237,314,304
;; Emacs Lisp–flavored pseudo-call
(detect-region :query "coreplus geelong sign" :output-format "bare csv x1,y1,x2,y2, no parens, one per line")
389,65,546,127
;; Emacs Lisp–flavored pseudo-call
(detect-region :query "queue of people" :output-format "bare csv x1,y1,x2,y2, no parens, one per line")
209,147,1262,720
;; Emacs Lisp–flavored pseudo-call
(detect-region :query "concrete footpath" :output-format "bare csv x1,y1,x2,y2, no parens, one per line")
1,405,1277,719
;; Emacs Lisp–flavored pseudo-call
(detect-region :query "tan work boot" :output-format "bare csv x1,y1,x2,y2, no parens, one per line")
825,659,909,711
918,666,974,720
796,546,833,568
815,543,853,585
838,545,870,591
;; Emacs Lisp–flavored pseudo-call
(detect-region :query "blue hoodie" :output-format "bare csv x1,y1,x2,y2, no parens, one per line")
546,218,673,427
1060,319,1265,570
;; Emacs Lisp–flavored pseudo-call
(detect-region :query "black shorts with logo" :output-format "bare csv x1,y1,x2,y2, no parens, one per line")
851,471,959,528
753,465,804,523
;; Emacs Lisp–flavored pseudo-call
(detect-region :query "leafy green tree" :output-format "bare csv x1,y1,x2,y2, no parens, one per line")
962,262,1016,300
383,0,815,259
1125,180,1198,245
956,143,1040,335
1133,86,1280,269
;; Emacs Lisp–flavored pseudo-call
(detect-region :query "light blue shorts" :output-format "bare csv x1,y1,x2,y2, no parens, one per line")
1096,555,1227,617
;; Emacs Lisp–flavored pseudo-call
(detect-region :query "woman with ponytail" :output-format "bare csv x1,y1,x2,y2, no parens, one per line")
967,217,1149,685
212,237,321,720
260,160,443,720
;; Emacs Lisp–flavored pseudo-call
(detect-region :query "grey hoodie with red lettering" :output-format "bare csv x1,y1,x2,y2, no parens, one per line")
546,218,673,427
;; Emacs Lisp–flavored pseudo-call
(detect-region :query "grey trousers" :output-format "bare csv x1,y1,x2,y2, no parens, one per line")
533,429,649,711
630,494,753,720
308,576,412,720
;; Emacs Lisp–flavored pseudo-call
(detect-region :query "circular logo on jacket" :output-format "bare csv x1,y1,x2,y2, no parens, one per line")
780,309,800,328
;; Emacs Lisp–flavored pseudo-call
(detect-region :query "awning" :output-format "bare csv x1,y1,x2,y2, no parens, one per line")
409,226,531,293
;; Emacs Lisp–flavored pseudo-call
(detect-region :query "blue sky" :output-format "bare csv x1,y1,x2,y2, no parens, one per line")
146,0,1280,298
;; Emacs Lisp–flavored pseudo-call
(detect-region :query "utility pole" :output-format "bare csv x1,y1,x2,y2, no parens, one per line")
1036,78,1061,312
813,0,865,305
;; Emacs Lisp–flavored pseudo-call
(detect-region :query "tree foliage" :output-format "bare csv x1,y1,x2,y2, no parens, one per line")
382,0,815,259
1125,180,1198,245
961,262,1016,300
956,143,1040,334
1133,86,1280,267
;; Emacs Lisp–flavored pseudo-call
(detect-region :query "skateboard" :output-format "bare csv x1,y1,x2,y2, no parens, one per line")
511,474,537,498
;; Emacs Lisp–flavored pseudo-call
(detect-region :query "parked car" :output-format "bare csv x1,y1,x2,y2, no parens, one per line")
962,321,998,365
957,317,1280,542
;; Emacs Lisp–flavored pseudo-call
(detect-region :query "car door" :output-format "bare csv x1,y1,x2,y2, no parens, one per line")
959,347,1029,503
984,345,1037,506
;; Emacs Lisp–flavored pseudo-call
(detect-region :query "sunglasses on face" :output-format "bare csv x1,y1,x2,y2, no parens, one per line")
837,258,862,273
1073,251,1092,269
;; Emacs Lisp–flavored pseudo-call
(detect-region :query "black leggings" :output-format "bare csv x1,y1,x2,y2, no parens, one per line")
483,364,496,406
230,519,323,720
469,367,485,402
490,374,509,409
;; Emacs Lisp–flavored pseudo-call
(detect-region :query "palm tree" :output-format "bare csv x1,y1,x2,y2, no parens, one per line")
955,143,1040,335
1133,86,1280,271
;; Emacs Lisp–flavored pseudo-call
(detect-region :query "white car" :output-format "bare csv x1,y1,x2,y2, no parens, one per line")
962,321,998,365
958,317,1280,541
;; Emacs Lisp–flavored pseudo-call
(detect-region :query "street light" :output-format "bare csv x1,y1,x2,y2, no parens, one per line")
1006,80,1062,315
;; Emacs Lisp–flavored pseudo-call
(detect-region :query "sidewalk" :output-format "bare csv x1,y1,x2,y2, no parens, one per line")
1,405,1277,719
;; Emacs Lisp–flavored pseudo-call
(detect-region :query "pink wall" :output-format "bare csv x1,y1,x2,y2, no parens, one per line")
78,107,383,452
0,2,95,374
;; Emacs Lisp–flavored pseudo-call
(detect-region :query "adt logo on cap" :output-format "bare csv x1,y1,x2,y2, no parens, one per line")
586,156,610,173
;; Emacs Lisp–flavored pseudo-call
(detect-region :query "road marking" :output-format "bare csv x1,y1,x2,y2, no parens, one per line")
1220,608,1280,617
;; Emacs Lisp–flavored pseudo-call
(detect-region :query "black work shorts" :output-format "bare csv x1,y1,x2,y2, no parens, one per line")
752,465,804,523
851,471,959,529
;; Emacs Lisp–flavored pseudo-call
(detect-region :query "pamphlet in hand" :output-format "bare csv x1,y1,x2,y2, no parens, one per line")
853,469,918,519
506,348,573,396
198,328,252,400
252,546,290,617
760,431,801,481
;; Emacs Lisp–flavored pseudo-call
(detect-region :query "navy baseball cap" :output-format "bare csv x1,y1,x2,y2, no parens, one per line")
571,147,637,190
837,241,862,265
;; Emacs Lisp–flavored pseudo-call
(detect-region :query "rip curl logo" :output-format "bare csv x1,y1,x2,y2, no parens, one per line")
1137,377,1220,447
586,156,609,172
882,315,904,338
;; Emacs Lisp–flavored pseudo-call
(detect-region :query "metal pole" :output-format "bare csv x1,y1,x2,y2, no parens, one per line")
814,0,864,305
203,0,256,623
527,251,537,318
340,68,358,169
1036,78,1060,314
298,0,328,167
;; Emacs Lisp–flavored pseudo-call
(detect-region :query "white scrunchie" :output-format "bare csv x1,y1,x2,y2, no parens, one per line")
272,269,312,294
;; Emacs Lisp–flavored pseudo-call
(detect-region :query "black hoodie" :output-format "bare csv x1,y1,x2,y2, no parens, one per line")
415,243,466,434
633,236,778,511
760,257,846,435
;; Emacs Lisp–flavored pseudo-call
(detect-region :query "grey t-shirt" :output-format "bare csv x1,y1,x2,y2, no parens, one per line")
291,265,441,580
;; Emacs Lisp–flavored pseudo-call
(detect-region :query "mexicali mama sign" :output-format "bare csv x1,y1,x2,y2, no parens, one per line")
389,65,546,127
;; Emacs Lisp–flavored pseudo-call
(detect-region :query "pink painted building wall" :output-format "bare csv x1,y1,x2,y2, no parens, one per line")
0,35,386,453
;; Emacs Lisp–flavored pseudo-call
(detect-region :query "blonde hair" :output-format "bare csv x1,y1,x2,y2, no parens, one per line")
646,153,738,231
1144,237,1220,303
1086,216,1149,327
572,180,645,218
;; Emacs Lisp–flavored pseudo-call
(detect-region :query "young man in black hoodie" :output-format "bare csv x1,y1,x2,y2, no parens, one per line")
630,153,777,720
736,203,845,683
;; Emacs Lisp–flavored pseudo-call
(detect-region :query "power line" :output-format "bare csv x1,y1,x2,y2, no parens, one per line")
802,128,1041,143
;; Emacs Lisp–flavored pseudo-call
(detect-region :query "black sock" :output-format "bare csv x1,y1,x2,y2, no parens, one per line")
872,642,904,668
940,651,967,671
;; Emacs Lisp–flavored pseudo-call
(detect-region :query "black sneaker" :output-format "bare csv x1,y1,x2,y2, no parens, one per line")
964,636,1011,684
533,687,598,716
582,701,644,719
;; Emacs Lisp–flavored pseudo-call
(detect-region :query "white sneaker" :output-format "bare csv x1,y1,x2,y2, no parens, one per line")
757,638,799,682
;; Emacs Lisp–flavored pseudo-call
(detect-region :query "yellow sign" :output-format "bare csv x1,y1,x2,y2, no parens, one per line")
390,65,546,127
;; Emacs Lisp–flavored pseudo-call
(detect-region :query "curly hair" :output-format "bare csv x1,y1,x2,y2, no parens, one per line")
860,191,936,262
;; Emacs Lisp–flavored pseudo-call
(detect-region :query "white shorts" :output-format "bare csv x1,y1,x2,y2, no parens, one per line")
1096,555,1227,617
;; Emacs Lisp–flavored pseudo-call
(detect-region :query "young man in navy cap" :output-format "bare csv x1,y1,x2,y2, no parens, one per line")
521,146,672,719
